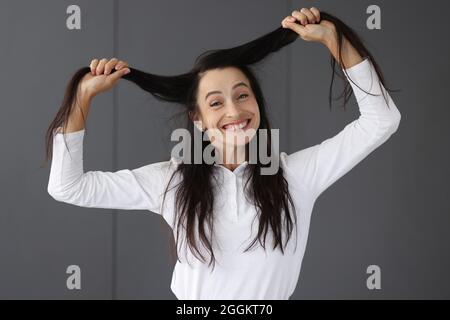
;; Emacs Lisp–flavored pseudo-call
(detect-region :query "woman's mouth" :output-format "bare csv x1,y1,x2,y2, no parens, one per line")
221,118,251,132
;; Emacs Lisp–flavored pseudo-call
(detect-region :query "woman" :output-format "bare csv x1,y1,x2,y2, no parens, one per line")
45,7,401,299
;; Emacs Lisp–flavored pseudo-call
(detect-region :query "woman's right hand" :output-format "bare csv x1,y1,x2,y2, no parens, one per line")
79,58,131,99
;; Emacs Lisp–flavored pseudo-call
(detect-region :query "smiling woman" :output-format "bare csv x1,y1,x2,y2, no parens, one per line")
192,67,261,166
44,8,400,299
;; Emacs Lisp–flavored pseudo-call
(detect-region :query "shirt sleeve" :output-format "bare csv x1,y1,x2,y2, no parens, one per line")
47,128,173,213
282,57,401,199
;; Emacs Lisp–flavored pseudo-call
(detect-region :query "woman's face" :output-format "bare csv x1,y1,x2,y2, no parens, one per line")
193,67,260,148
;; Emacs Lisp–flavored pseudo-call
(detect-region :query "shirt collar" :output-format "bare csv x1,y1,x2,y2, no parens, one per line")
214,161,249,176
171,157,249,175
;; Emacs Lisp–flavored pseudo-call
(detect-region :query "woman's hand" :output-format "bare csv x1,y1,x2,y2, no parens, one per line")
79,58,131,99
281,7,336,45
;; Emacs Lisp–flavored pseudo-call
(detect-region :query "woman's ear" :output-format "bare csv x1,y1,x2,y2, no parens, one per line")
189,111,204,132
193,120,204,132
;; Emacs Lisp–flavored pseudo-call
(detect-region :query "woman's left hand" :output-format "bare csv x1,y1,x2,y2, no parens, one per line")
281,7,336,45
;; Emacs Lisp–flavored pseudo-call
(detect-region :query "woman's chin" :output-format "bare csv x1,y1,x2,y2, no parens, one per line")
216,130,257,147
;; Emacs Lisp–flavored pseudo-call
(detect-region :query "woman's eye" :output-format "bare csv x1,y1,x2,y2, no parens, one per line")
210,94,247,107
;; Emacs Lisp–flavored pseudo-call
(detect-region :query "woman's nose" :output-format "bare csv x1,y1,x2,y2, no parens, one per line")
224,101,240,116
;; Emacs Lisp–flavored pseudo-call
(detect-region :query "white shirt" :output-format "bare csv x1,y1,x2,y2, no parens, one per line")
48,57,401,300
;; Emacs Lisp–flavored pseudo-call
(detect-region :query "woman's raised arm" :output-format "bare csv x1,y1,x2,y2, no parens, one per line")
47,127,173,213
47,58,174,214
281,8,401,199
283,56,401,200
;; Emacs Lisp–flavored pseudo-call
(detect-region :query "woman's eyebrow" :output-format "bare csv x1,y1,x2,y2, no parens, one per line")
204,82,248,101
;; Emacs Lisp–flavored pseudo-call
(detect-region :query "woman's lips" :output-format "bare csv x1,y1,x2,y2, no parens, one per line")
221,118,251,131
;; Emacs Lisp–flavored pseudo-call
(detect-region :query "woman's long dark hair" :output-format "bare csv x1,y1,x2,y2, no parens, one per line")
43,11,398,270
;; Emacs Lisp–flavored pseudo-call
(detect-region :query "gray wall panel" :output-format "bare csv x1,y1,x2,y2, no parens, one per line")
0,0,115,299
289,0,450,299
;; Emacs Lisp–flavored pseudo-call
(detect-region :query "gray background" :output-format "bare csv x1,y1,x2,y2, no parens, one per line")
0,0,448,299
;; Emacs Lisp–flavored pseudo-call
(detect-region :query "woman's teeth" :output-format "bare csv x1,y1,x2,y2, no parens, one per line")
222,119,249,131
